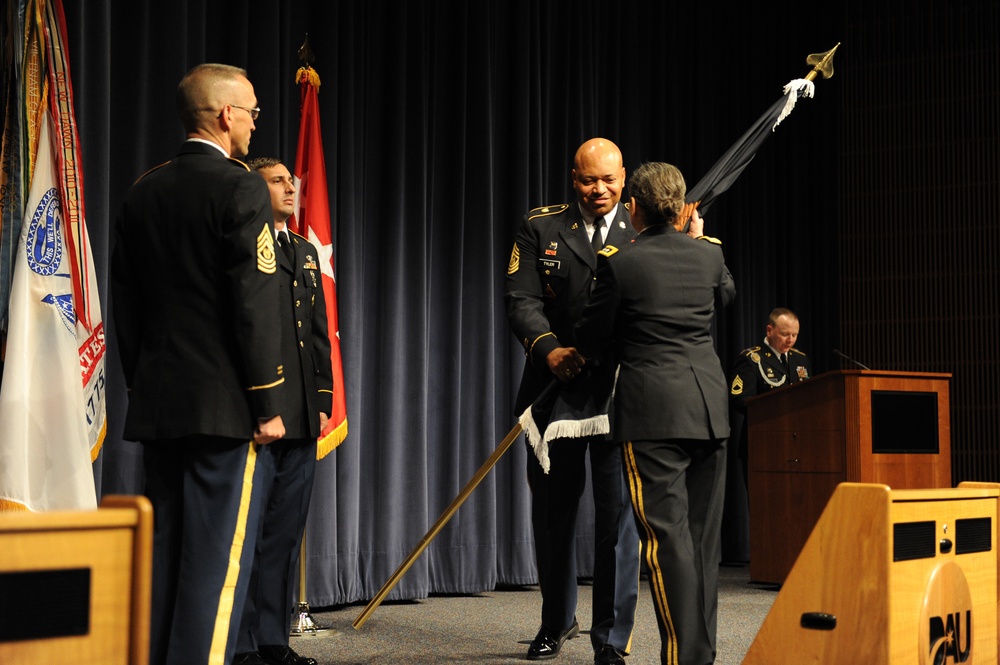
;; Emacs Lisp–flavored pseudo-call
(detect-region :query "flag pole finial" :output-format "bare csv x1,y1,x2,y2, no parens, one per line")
805,43,840,82
298,33,315,66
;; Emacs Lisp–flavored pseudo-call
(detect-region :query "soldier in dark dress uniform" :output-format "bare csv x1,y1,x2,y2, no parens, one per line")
505,138,640,665
111,64,284,665
233,158,333,665
729,308,813,487
575,162,736,665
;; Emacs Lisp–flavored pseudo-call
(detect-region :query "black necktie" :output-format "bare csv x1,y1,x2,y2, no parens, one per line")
591,216,605,254
278,232,294,262
781,354,790,376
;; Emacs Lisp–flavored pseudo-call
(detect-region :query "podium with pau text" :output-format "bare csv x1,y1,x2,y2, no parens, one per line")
747,370,952,585
743,482,1000,664
0,495,152,665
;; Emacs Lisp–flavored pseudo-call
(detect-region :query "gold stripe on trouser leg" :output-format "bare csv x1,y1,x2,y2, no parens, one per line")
623,441,678,664
208,441,258,665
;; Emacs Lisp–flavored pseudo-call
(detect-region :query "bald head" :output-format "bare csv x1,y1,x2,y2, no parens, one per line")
572,138,625,217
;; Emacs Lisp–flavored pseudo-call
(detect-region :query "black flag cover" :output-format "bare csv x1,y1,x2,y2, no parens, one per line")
521,45,840,471
679,43,840,227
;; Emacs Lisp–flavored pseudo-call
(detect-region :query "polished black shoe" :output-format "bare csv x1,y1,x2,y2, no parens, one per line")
258,644,318,665
233,653,267,665
594,644,627,665
526,619,580,660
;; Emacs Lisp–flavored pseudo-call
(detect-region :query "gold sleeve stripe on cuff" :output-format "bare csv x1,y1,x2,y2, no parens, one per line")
247,377,285,391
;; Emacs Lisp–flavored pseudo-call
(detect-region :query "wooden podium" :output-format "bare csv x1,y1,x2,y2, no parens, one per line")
747,370,952,585
0,495,152,665
743,482,1000,664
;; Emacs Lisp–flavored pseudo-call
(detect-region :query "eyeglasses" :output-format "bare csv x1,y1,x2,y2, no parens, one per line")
228,104,260,120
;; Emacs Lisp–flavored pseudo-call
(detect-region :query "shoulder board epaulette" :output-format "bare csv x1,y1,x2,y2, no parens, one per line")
789,347,807,356
740,346,761,356
527,203,569,221
697,235,722,245
597,245,619,258
133,160,171,185
228,157,251,171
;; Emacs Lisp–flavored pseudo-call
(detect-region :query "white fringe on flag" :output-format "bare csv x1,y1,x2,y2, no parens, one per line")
773,78,816,131
518,406,609,474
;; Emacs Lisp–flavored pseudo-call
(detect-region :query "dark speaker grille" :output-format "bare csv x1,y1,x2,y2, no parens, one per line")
956,517,993,555
894,521,937,561
0,568,90,642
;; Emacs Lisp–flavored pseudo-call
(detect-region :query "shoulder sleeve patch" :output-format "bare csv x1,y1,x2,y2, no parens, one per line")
257,224,277,274
527,203,569,221
597,245,619,258
698,235,723,245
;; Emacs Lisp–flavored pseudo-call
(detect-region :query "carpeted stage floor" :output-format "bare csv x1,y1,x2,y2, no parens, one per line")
286,564,776,664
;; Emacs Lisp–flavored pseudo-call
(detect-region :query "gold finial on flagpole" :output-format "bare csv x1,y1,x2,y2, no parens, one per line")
804,43,840,82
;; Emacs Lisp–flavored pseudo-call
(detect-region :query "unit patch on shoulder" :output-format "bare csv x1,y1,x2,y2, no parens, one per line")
731,374,744,395
507,243,520,275
597,245,618,258
257,224,277,274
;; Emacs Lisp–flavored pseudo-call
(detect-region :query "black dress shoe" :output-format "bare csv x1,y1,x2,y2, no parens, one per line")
233,653,267,665
594,644,626,664
526,619,580,660
258,644,318,665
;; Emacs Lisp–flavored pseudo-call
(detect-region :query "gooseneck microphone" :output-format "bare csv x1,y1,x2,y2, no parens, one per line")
832,349,871,370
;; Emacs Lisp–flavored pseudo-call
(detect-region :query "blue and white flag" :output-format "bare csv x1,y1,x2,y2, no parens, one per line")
0,113,102,511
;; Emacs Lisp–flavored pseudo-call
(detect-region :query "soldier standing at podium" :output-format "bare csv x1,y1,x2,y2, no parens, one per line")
729,307,813,488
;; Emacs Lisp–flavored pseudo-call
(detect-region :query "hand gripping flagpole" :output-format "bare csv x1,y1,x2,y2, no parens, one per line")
352,379,560,629
677,43,840,230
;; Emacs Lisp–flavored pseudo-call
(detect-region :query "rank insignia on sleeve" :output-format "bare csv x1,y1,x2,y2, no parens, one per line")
257,224,277,274
507,244,520,275
731,375,743,395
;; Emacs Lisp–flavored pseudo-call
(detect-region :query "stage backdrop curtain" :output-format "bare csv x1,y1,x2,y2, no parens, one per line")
61,0,841,606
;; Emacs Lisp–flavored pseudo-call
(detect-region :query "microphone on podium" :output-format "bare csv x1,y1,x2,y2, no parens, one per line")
832,348,871,370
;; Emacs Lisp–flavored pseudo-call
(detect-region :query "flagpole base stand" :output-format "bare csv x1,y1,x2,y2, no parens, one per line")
290,601,334,637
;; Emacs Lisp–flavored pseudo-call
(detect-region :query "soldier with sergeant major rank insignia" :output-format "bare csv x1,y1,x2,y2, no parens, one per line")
504,137,640,665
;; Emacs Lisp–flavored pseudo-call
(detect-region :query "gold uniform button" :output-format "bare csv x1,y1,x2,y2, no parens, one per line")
297,321,302,328
293,280,298,287
299,341,305,348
